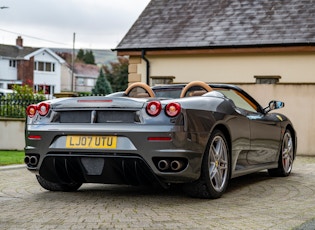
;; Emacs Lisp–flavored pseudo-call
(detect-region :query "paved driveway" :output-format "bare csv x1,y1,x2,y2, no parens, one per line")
1,156,315,229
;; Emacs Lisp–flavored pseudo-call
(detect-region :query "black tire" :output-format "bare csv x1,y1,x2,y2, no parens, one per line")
268,129,294,177
36,175,82,192
184,130,230,199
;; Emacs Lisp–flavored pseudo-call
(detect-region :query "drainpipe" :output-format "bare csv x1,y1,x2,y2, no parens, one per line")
141,50,150,85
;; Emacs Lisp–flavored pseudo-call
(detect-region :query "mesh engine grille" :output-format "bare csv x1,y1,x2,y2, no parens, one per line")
59,110,138,123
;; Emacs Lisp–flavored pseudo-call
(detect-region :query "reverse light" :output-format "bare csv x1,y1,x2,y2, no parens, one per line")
26,104,37,118
165,102,181,117
37,102,50,116
146,101,162,116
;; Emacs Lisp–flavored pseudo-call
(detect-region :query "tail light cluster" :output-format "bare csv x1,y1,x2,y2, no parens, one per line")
146,101,181,117
26,102,50,118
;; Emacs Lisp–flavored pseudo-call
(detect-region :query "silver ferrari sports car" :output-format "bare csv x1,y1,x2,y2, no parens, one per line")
25,81,297,199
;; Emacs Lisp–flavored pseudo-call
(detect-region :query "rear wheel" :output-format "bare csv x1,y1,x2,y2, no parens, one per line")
268,129,294,177
36,175,82,192
185,130,230,199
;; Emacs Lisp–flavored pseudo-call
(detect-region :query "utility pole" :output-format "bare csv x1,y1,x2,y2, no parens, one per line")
71,32,75,92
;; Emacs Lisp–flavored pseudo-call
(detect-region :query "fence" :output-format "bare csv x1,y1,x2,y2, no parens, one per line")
0,93,106,119
0,97,45,118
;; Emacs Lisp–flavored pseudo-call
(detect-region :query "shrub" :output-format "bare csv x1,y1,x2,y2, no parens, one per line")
0,85,46,118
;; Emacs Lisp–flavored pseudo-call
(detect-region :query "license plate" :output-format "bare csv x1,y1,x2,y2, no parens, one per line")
66,135,117,149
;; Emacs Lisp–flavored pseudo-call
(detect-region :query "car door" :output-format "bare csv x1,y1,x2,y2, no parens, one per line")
220,88,281,165
246,112,282,164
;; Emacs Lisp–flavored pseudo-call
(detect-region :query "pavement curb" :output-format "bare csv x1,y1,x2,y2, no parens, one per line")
0,164,25,171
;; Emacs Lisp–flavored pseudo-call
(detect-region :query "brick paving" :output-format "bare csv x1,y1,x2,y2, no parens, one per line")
0,156,315,229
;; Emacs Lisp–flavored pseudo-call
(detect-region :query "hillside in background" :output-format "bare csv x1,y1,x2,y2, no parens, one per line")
51,48,119,66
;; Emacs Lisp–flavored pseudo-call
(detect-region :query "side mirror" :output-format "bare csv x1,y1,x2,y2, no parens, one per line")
264,100,285,113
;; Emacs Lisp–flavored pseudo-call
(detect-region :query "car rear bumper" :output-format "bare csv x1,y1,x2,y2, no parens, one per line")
25,123,208,185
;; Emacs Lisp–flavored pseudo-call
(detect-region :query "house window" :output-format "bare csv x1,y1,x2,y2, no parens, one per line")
38,62,44,71
86,79,95,87
77,78,85,86
150,76,175,86
34,61,56,72
9,60,16,68
34,84,54,95
45,63,52,71
254,75,281,84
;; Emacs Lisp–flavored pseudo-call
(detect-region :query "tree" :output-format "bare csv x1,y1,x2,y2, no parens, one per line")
76,49,85,61
92,69,113,95
76,49,95,64
104,57,128,92
83,50,95,65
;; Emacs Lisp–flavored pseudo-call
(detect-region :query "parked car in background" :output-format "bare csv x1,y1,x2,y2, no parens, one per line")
0,88,14,97
24,81,297,198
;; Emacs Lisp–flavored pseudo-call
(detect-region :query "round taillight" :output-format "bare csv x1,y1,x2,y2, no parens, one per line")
146,101,162,116
37,102,50,116
26,104,37,118
165,102,181,117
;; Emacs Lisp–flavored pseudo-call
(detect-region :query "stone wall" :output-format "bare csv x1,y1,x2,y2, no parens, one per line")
0,118,25,150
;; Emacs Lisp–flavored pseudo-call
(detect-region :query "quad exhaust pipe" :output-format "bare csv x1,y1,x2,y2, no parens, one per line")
157,159,185,172
170,160,183,171
157,160,169,171
24,155,39,167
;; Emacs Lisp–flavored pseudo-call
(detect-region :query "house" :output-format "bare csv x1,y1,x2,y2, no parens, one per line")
0,36,65,97
115,0,315,85
60,62,100,93
54,49,113,93
73,63,99,92
115,0,315,155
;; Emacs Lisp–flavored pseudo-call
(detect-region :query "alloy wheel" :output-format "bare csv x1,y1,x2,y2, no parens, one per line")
208,135,229,192
282,131,294,174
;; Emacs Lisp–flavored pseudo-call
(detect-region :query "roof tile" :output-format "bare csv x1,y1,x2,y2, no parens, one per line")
117,0,315,50
0,44,39,58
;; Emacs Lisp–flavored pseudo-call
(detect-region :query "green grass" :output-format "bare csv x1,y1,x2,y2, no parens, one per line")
0,151,24,166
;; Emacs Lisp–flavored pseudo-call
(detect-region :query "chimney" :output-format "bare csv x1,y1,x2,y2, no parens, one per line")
16,36,23,47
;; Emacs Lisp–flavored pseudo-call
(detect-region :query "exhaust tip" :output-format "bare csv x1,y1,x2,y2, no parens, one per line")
154,157,187,172
25,155,39,167
24,156,30,165
157,160,169,171
170,160,183,171
29,156,38,166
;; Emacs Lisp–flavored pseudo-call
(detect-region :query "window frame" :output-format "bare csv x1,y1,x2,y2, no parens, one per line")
9,60,16,68
34,61,56,72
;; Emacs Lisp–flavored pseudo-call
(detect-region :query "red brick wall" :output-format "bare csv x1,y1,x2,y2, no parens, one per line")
17,57,34,87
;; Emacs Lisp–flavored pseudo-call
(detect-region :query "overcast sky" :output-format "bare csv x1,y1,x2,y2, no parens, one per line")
0,0,150,49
